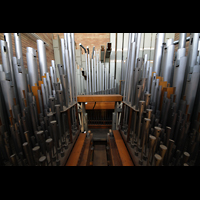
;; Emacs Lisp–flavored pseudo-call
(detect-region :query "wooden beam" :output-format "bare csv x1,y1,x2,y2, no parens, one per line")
66,133,86,166
85,102,115,110
78,134,92,166
108,135,122,166
113,130,134,166
77,95,122,102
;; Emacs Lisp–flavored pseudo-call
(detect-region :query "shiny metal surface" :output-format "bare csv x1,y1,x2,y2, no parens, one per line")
0,40,11,74
160,38,175,85
152,33,165,75
13,57,27,112
184,64,200,115
178,33,187,49
173,48,187,111
37,39,48,77
26,47,38,87
0,80,14,118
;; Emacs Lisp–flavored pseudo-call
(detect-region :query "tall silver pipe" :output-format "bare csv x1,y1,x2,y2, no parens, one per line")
96,54,99,92
160,38,175,85
178,33,187,49
182,33,199,98
0,80,15,118
60,39,67,75
37,39,48,78
66,33,74,102
41,84,47,109
0,40,11,75
13,57,28,113
134,33,142,68
124,33,134,101
184,64,200,115
46,72,52,97
43,77,49,106
99,61,102,92
51,60,57,83
4,33,18,102
88,53,92,94
37,89,43,114
127,42,136,102
102,63,105,93
91,58,94,94
105,63,107,93
172,48,187,111
14,33,24,69
106,63,109,92
49,66,55,90
60,74,69,107
65,49,72,103
152,33,165,75
146,61,152,93
0,71,7,125
94,50,97,93
71,33,77,101
142,54,148,79
26,47,38,87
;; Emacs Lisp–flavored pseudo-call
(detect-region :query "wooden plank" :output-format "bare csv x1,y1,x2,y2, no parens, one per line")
66,133,86,166
77,95,122,102
78,136,92,166
93,145,107,166
108,136,122,166
85,102,115,110
113,130,134,166
88,125,112,129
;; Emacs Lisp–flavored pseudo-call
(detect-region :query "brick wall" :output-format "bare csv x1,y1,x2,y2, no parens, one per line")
0,33,110,79
0,33,54,79
53,33,110,53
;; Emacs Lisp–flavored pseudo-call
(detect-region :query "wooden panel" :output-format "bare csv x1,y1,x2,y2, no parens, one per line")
77,95,122,102
85,102,115,110
66,133,86,166
108,136,122,166
113,130,134,166
93,145,107,166
78,136,92,166
88,125,112,129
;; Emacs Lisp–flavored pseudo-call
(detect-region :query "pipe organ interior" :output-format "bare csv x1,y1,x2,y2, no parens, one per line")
0,33,199,166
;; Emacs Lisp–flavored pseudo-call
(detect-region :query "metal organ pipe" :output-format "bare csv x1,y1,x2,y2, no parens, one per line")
152,33,165,75
26,47,38,87
37,39,48,78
